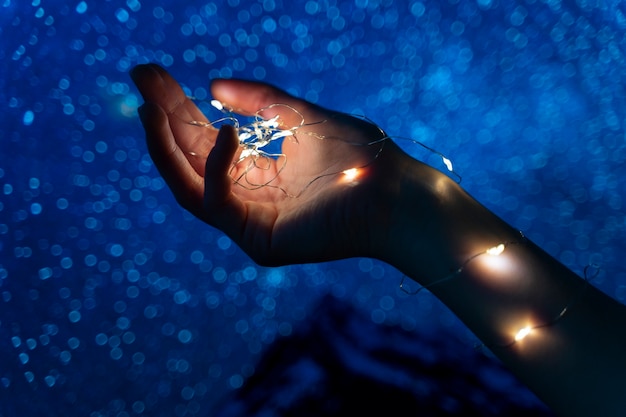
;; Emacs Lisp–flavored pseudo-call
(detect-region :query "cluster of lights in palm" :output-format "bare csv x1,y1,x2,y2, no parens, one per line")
189,99,458,196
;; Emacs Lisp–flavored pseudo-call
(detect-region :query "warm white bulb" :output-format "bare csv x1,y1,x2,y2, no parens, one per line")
342,168,359,181
211,99,224,111
515,326,532,341
486,244,505,256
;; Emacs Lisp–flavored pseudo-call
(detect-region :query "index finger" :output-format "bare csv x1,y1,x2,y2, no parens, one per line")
131,64,217,173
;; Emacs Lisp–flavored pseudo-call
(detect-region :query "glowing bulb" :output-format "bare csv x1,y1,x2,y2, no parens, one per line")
442,156,453,172
514,326,532,341
474,241,515,281
486,244,505,256
211,99,224,111
342,168,359,181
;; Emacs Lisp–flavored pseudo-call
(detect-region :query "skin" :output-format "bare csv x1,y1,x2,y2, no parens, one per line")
131,63,626,417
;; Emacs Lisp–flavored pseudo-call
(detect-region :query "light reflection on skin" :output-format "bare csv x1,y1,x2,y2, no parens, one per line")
475,250,516,277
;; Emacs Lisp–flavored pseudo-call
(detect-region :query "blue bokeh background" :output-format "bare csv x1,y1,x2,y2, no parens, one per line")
2,0,626,415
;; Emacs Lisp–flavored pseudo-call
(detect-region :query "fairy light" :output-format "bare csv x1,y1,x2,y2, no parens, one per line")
342,168,359,181
210,99,225,111
398,233,596,348
184,97,599,352
514,326,532,341
209,103,297,163
476,243,512,273
185,99,460,196
486,244,505,256
400,234,526,296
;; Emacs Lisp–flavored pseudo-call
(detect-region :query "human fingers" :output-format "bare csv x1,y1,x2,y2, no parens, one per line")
131,64,217,173
131,63,207,124
138,101,205,216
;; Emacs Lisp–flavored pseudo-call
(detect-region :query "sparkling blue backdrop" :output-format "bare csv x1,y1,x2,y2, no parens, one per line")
2,0,626,415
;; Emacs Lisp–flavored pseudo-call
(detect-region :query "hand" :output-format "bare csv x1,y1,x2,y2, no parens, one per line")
130,64,432,266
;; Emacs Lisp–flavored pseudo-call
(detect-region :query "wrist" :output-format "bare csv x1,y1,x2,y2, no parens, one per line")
374,152,582,345
375,152,519,286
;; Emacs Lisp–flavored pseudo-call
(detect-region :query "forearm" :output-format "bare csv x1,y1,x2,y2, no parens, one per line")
380,161,626,417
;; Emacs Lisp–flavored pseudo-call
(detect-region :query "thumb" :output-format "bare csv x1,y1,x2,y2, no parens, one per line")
203,125,246,232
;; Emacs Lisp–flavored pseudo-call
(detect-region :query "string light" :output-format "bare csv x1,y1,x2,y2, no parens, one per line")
485,244,506,256
210,99,225,111
399,233,526,297
514,326,532,342
184,97,596,351
183,99,460,197
390,136,462,182
398,233,598,348
342,168,359,181
489,264,598,348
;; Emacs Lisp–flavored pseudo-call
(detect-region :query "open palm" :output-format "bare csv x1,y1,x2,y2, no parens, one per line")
131,64,413,266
